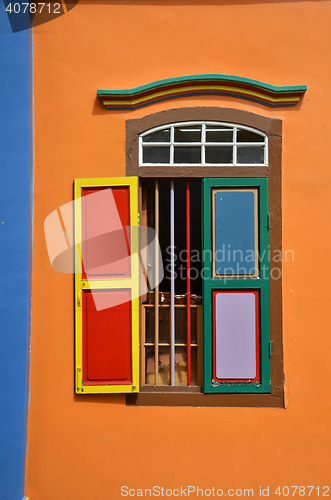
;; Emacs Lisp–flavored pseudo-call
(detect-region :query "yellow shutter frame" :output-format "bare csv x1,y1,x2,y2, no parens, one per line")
74,176,139,394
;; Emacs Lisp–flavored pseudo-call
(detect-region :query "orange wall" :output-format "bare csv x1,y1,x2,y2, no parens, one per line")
28,1,331,498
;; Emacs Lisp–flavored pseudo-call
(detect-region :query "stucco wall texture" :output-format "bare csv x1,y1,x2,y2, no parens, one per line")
28,1,331,498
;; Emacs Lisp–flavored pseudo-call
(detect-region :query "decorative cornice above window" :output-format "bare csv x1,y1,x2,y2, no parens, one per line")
97,74,307,110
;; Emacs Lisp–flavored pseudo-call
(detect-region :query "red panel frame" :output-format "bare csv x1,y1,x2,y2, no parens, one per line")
82,290,132,385
212,290,260,383
81,186,131,280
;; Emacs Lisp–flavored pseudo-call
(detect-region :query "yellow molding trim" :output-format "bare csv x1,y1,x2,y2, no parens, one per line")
102,84,299,107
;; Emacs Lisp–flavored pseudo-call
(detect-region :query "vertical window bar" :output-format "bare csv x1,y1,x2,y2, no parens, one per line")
140,123,268,167
201,123,206,165
233,126,237,165
186,181,191,386
154,181,159,385
170,126,174,165
170,180,175,385
139,136,143,165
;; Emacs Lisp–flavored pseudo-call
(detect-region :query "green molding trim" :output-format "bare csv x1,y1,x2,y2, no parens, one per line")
97,74,307,110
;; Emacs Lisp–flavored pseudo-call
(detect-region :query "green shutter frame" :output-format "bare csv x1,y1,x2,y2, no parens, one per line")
202,178,270,394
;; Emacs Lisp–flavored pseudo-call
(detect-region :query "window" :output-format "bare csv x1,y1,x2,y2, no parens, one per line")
140,122,267,166
141,180,203,389
75,107,283,407
140,177,270,395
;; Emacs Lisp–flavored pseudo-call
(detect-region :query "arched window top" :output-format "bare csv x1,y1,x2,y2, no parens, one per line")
139,121,268,166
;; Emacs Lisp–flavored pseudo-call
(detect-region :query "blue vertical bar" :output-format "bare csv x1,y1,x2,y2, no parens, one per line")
0,2,32,499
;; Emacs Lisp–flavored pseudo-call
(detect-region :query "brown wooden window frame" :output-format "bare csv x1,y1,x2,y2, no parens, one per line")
125,107,284,407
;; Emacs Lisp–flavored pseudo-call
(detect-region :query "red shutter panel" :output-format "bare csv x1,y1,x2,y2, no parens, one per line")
83,290,132,384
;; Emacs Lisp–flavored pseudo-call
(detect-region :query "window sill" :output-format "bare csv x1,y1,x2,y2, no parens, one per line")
126,390,284,407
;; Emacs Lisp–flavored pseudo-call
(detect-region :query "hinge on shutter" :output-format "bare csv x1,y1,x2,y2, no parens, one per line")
76,367,82,392
269,341,272,357
267,212,272,229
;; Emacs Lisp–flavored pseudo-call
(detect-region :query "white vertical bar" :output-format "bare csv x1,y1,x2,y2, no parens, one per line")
265,135,268,165
233,126,237,165
170,180,175,385
139,136,143,165
170,126,175,165
201,123,206,165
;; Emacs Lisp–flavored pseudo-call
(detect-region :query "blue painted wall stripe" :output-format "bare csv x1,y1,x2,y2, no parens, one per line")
0,3,32,499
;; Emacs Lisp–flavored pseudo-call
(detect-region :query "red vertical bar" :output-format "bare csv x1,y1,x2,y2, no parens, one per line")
186,181,191,386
